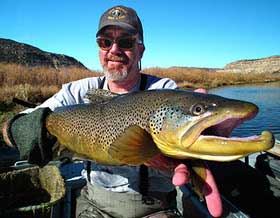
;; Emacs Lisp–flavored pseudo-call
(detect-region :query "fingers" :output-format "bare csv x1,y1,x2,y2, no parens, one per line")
194,88,208,94
172,161,223,217
203,166,223,217
145,154,180,175
145,156,191,187
172,163,190,186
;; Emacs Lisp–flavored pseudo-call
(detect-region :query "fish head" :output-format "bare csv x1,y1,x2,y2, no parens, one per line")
149,90,274,161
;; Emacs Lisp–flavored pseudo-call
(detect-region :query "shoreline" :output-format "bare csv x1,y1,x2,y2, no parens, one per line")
178,78,280,90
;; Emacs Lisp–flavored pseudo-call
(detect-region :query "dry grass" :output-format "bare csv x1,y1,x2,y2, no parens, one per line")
143,67,280,89
0,63,279,103
0,63,101,102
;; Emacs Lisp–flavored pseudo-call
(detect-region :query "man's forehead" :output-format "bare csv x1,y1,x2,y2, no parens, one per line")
100,26,134,37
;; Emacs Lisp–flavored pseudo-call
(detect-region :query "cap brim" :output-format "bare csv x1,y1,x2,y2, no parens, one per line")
96,22,137,37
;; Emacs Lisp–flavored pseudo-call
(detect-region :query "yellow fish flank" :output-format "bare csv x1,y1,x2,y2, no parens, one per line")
46,89,275,165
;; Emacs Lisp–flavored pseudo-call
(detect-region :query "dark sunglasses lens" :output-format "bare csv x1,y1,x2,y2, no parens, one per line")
97,38,112,50
118,38,136,49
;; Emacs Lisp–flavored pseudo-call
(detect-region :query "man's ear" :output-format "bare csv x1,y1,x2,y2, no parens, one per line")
138,44,145,58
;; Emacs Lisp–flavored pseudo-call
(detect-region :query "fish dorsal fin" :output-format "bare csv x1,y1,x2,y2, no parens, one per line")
108,125,160,165
85,89,119,104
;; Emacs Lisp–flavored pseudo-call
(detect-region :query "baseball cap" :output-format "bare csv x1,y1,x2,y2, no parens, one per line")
96,5,144,42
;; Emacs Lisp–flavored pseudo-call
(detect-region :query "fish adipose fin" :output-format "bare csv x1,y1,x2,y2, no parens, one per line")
108,125,160,165
85,89,119,104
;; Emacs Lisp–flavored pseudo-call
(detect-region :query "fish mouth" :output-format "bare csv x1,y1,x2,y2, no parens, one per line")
165,104,275,161
189,123,274,161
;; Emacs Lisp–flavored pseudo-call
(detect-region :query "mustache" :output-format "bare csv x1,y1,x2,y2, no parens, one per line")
105,54,128,63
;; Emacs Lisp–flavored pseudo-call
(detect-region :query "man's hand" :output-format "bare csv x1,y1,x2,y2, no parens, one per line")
2,108,56,166
144,155,191,186
144,154,190,183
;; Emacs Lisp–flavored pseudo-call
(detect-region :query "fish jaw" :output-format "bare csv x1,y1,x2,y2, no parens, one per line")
151,99,275,161
166,131,274,161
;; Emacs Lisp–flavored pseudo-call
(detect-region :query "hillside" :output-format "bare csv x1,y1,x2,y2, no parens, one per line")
0,38,86,69
162,56,280,75
218,55,280,74
1,38,279,75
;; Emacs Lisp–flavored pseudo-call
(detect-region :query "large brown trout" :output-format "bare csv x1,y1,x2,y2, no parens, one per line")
46,89,274,165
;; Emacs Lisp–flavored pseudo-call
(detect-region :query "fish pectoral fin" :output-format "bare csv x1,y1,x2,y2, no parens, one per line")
108,125,160,165
85,89,120,104
190,160,207,200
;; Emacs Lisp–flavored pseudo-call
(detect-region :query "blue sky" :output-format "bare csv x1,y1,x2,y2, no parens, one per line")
1,0,279,70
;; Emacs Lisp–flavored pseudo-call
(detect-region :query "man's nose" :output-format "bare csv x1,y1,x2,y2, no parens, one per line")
110,42,122,54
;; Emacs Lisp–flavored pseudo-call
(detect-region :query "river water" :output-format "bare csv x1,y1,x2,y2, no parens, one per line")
209,81,280,140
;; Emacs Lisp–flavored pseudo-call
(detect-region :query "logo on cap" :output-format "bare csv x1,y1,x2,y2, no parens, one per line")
107,7,127,20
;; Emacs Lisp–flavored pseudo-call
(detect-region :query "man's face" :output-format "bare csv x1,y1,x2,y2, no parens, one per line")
97,26,144,81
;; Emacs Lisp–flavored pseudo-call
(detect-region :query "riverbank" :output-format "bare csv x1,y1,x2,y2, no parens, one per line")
1,63,279,103
143,67,280,89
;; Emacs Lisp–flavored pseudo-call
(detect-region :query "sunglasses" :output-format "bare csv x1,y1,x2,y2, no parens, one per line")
96,36,142,51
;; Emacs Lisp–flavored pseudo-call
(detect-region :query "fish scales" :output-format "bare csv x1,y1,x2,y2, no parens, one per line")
46,90,178,164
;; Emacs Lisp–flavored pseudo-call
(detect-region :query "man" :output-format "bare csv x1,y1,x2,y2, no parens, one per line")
3,5,194,218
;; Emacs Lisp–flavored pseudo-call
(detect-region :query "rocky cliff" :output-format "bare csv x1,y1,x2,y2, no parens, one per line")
0,38,87,69
220,56,280,74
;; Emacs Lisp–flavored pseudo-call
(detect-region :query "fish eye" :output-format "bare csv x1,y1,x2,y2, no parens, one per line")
191,104,206,115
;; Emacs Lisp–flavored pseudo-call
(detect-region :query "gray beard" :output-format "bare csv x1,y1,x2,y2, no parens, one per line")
103,67,129,82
